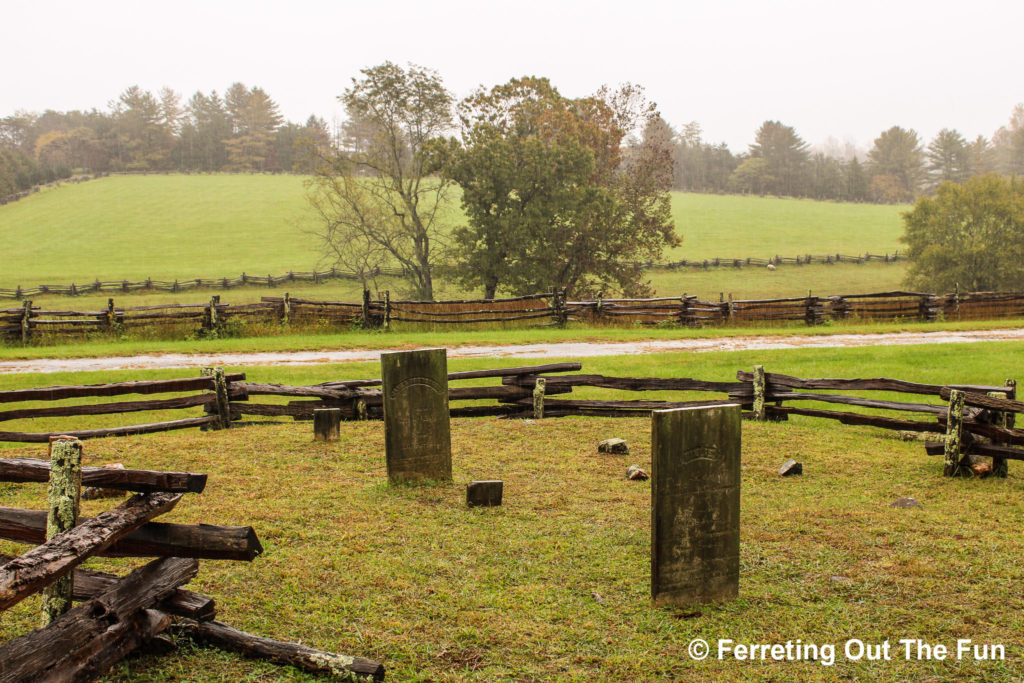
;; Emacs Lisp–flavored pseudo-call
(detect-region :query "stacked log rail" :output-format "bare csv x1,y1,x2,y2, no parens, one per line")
382,293,552,325
232,362,585,422
0,440,384,680
0,373,246,443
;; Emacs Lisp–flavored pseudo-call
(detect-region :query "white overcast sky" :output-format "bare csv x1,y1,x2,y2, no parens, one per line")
4,0,1022,153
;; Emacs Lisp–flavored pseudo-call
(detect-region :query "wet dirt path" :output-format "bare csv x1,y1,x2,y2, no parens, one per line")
3,328,1024,374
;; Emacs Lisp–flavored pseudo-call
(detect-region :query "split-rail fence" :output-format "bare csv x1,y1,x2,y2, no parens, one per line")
1,363,1019,478
4,287,1024,344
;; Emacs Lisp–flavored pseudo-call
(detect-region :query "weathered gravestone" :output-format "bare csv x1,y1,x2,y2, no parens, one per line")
381,348,452,483
651,404,740,607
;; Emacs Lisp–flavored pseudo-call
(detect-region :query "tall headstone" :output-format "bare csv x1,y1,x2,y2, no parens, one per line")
651,404,740,607
381,348,452,483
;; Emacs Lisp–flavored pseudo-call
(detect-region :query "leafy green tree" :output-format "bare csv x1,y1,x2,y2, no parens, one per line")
902,174,1024,292
222,85,283,171
844,157,869,202
993,103,1024,175
727,157,772,195
306,62,455,299
438,77,677,298
111,85,176,170
926,128,968,188
965,135,996,177
748,120,809,196
867,126,924,201
179,90,232,171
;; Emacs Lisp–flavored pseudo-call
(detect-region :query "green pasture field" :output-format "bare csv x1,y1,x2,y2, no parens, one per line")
0,343,1022,681
0,174,908,297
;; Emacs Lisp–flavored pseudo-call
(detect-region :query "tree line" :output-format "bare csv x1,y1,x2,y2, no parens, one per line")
0,84,330,181
669,110,1024,203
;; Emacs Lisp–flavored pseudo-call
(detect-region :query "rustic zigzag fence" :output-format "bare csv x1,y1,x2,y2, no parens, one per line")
1,363,1020,479
0,252,905,300
3,288,1024,344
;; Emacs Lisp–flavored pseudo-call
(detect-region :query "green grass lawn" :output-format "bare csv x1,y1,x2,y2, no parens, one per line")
0,343,1022,681
0,175,908,297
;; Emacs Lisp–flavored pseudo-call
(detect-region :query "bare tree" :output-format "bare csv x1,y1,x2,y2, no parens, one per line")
305,62,454,300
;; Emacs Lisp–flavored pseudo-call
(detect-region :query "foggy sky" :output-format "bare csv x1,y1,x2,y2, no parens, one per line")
4,0,1022,153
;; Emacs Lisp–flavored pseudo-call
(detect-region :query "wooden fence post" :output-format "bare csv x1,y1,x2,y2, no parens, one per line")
201,367,232,430
21,299,32,344
41,436,83,625
992,378,1016,478
354,397,368,420
361,289,370,329
106,298,116,331
282,292,291,325
943,389,965,476
752,365,766,420
596,291,603,321
313,408,342,442
208,295,221,335
727,293,734,322
679,294,690,326
383,291,391,331
533,378,546,419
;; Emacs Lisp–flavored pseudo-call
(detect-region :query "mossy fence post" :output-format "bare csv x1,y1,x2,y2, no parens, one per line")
201,367,232,430
989,378,1016,478
943,389,965,476
41,436,83,625
533,377,546,419
282,292,291,326
383,291,391,331
361,289,370,329
105,298,116,331
20,299,32,343
752,365,766,420
206,295,221,336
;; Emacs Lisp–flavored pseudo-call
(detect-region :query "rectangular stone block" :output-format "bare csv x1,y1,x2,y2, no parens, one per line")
651,404,740,607
381,348,452,483
466,480,503,507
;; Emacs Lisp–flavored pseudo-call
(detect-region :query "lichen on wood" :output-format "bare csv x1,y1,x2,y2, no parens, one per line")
41,436,83,624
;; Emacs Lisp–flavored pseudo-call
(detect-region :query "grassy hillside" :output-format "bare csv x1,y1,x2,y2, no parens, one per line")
0,174,909,296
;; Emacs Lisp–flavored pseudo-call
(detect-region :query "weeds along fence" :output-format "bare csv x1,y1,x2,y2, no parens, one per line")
4,288,1024,344
0,252,905,301
2,363,1021,479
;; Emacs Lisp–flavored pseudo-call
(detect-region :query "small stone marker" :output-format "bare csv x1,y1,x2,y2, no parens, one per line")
651,404,740,608
466,480,503,507
313,408,342,442
778,459,802,476
626,465,649,481
381,348,452,483
890,496,921,509
598,438,629,454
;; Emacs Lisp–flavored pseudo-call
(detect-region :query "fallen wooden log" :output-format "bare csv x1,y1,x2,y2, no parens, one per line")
0,415,219,443
939,386,1024,413
736,370,1003,396
765,391,947,415
0,457,207,493
317,362,583,389
179,619,385,681
0,373,246,404
771,406,946,432
0,557,197,682
504,373,744,393
0,492,181,611
0,506,262,561
522,398,738,411
1,554,216,621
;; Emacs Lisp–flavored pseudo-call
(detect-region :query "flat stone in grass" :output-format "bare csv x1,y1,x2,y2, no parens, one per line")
890,497,921,509
651,404,740,608
598,438,629,454
466,480,503,507
381,348,452,483
778,459,802,476
626,465,649,481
